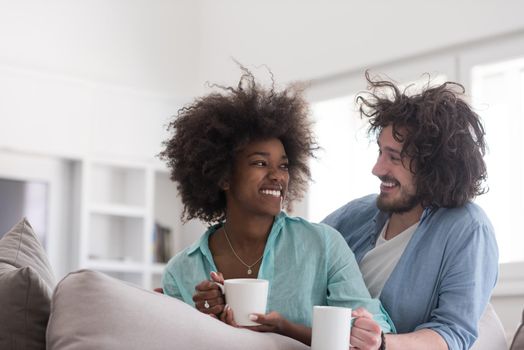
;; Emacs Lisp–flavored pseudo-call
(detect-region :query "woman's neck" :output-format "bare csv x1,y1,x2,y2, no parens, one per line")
223,212,274,248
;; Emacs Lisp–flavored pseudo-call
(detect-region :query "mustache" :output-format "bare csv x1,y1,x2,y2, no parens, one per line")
379,176,399,185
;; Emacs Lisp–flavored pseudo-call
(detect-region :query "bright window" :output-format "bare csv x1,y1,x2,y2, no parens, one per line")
472,58,524,264
308,95,377,222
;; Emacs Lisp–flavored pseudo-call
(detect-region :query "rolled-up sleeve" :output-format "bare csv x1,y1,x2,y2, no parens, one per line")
161,265,184,302
415,222,498,349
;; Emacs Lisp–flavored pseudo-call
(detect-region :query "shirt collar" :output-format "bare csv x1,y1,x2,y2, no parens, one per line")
186,211,294,257
372,205,432,239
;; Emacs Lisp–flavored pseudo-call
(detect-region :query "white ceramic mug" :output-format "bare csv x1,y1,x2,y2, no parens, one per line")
311,306,352,350
216,278,269,326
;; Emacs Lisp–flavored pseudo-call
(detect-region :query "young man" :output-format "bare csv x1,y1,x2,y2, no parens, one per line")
323,73,498,350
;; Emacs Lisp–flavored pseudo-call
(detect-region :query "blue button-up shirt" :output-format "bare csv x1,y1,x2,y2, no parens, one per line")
323,194,499,350
162,212,394,332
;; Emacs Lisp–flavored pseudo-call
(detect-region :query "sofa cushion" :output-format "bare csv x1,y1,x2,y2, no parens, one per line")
510,308,524,350
0,218,56,350
471,303,508,350
47,270,308,350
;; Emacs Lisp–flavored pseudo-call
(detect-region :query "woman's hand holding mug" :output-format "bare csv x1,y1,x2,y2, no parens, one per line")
192,271,225,317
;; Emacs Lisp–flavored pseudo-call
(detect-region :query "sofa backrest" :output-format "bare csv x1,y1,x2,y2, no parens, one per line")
46,269,309,350
471,303,508,350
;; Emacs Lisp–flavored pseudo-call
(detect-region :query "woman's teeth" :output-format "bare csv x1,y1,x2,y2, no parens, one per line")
260,189,281,197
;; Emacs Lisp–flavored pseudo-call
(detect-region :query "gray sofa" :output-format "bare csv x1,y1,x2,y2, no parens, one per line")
0,218,307,350
510,309,524,350
0,218,520,349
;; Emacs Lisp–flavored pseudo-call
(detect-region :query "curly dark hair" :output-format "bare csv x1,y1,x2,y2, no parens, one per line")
357,71,487,208
159,66,317,223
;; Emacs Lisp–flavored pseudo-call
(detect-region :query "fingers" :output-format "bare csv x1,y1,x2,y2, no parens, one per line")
192,288,222,302
195,296,225,315
210,271,224,284
244,324,274,332
352,307,374,320
243,314,274,333
194,279,221,293
220,305,238,327
350,309,382,350
251,312,278,326
193,277,225,315
244,312,283,333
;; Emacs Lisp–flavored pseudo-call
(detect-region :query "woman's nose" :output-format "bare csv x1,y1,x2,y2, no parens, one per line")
268,166,285,181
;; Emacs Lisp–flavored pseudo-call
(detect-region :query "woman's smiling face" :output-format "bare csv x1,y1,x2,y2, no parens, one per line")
224,138,289,218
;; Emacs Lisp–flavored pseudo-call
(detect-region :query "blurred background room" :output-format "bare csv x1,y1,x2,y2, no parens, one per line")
0,0,523,342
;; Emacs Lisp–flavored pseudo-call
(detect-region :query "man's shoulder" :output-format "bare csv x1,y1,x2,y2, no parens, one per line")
424,201,496,245
430,201,492,227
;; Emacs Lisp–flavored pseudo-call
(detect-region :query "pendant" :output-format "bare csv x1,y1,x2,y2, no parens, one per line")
247,268,252,275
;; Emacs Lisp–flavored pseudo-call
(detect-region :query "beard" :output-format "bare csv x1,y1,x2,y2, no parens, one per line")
376,189,420,214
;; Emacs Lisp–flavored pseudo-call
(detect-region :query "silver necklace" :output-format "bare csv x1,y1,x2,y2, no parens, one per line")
223,224,264,275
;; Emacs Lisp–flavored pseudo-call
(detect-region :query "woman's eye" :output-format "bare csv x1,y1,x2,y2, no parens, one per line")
280,163,289,170
251,160,266,166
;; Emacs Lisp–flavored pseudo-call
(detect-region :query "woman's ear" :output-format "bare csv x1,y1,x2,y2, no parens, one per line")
219,179,230,191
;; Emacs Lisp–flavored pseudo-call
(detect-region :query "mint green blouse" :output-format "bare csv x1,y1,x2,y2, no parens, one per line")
162,212,394,332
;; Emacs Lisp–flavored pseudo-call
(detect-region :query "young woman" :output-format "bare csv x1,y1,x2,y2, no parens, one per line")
160,66,394,348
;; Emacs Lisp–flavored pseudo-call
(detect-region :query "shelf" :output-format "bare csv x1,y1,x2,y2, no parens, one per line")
89,203,147,218
154,171,182,253
89,162,146,207
151,263,167,274
85,259,146,273
88,213,145,263
104,271,144,287
79,160,180,289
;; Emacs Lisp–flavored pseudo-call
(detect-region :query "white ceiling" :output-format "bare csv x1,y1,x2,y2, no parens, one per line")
1,0,524,98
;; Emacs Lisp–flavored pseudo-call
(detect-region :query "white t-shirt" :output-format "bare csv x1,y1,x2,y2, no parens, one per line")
360,220,419,298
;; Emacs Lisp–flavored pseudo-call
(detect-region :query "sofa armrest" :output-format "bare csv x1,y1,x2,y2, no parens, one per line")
47,270,308,350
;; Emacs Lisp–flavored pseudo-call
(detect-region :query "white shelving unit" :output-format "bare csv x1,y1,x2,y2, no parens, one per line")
79,158,182,289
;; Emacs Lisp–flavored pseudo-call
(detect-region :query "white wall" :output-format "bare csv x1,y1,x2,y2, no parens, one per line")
0,0,199,97
0,0,202,277
196,0,524,88
0,0,201,160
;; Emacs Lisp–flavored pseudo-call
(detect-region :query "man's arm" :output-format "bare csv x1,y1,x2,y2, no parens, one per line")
385,329,448,350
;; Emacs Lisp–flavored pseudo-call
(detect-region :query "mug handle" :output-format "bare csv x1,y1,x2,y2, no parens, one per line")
212,281,225,295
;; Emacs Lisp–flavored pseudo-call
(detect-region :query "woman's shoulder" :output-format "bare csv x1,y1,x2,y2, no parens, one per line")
322,194,379,227
164,228,213,271
281,213,348,245
164,245,194,271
